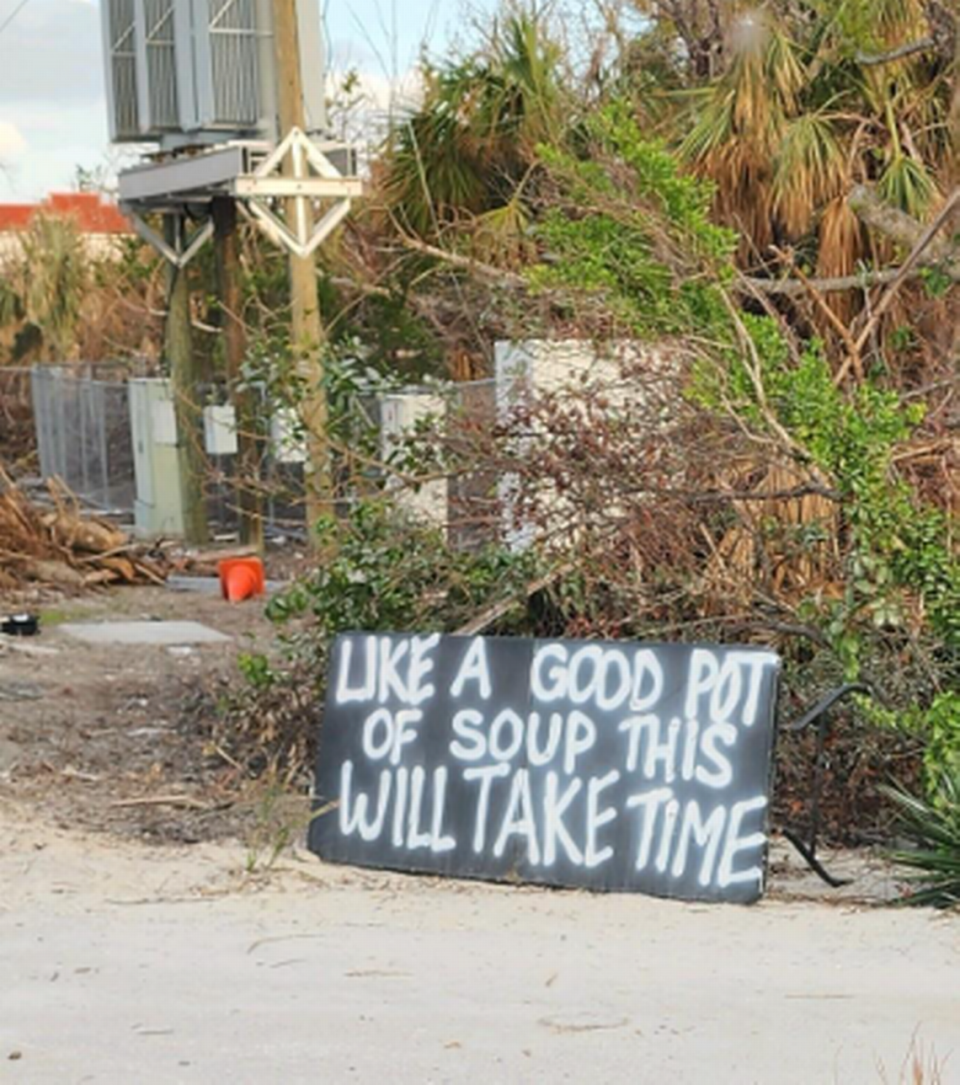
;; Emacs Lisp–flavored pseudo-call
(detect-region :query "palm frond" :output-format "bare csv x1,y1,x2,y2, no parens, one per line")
883,771,960,909
0,278,23,326
877,154,939,218
816,194,865,322
681,21,806,258
773,111,847,235
381,12,564,241
18,213,87,360
471,194,532,267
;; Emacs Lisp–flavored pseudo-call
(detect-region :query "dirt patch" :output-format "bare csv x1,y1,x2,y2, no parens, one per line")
0,583,297,845
0,580,921,905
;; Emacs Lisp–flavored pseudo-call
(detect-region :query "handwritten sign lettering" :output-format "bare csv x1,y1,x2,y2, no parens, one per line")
310,635,781,903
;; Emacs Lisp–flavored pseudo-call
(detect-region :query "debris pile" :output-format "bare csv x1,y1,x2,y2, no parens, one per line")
0,472,167,589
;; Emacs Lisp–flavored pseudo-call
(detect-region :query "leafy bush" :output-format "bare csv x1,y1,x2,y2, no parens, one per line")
268,500,541,649
884,770,960,909
228,102,960,825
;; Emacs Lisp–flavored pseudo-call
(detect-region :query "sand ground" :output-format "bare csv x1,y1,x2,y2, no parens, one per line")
1,800,958,1085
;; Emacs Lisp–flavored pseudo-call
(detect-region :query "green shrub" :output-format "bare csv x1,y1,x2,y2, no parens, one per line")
268,500,540,649
884,770,960,908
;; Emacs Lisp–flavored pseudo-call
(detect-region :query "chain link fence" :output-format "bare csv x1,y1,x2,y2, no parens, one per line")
30,365,137,512
22,365,504,543
0,367,38,469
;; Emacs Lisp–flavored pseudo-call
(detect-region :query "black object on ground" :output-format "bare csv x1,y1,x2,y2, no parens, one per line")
1,614,40,637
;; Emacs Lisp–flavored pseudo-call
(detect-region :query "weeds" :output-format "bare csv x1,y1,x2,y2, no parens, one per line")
877,1035,949,1084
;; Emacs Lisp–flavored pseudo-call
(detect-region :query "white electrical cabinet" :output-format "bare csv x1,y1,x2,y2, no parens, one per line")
494,340,668,551
128,378,186,537
270,407,307,465
380,392,448,529
203,403,239,455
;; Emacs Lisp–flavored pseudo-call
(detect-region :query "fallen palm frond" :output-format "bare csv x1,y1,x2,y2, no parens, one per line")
0,470,167,588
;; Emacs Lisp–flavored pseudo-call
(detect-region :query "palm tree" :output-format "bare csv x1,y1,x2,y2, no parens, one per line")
678,0,947,282
382,10,566,258
17,213,88,360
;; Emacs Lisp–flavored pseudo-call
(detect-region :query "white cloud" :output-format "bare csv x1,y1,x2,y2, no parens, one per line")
0,121,27,160
325,67,425,149
0,0,106,194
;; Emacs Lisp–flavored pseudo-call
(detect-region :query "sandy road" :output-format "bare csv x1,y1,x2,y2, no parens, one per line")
1,803,958,1085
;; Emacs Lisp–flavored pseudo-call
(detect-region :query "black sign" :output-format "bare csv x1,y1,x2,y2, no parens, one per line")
309,634,781,903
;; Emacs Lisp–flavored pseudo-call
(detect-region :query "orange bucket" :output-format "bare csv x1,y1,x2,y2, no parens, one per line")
218,557,266,603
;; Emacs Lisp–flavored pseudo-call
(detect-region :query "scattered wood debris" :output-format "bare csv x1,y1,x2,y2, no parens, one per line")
0,470,167,589
168,545,260,578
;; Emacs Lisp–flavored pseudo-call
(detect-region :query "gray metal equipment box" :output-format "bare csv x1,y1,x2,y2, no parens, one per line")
101,0,326,146
128,378,186,537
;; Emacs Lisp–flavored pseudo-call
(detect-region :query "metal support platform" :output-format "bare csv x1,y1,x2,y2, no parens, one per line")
119,128,362,264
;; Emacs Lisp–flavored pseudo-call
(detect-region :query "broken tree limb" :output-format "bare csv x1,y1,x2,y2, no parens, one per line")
109,795,213,811
848,184,960,272
454,565,573,637
849,185,934,248
740,186,960,316
856,36,936,65
44,512,126,555
397,232,529,287
824,187,960,387
767,247,863,377
828,187,960,385
845,187,960,374
401,198,955,303
738,268,908,297
0,474,168,587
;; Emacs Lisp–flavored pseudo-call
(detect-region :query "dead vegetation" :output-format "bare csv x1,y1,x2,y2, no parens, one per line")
0,470,167,590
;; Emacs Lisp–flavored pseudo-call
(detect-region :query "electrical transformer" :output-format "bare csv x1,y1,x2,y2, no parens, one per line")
101,0,326,147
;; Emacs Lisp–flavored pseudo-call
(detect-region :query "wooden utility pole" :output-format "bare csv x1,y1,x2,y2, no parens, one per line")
213,196,263,549
271,0,330,536
164,215,210,545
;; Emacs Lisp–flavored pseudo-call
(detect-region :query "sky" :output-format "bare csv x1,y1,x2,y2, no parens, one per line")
0,0,494,200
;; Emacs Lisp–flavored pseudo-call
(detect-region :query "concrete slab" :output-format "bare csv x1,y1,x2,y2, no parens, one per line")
60,621,231,646
165,576,224,595
166,575,286,595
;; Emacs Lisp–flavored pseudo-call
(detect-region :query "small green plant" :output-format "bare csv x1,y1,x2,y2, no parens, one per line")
529,105,734,338
923,694,960,792
883,769,960,909
243,782,301,875
227,500,540,784
243,787,338,876
237,651,279,692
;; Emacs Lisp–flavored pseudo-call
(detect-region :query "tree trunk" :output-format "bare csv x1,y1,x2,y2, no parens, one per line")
272,0,331,541
213,197,263,550
164,215,209,545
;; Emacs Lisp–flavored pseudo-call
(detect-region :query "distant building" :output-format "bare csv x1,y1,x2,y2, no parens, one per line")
0,192,132,262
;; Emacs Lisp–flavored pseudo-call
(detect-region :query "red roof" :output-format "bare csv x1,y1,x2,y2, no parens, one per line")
0,205,34,230
0,193,131,235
